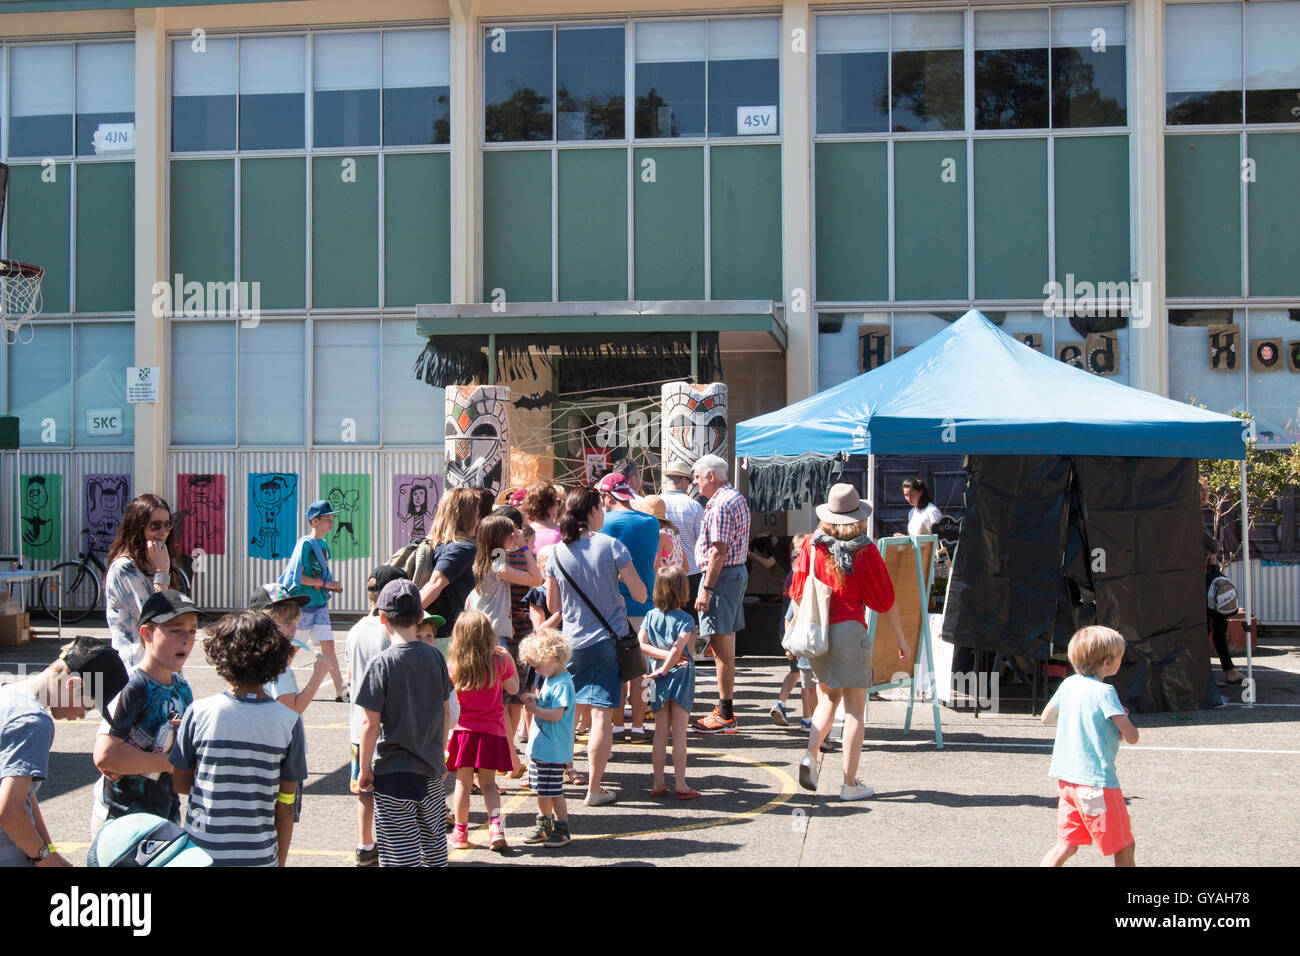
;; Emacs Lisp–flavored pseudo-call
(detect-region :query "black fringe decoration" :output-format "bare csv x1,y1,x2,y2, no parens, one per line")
746,454,846,512
413,331,722,391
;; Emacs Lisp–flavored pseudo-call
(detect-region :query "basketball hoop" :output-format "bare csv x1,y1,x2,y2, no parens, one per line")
0,259,43,344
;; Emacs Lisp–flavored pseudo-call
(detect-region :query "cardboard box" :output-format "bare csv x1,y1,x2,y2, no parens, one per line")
0,612,30,646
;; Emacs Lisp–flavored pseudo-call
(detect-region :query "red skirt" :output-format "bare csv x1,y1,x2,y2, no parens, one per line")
446,728,514,773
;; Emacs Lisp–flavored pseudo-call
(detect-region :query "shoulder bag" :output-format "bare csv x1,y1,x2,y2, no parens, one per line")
782,548,832,659
553,543,647,682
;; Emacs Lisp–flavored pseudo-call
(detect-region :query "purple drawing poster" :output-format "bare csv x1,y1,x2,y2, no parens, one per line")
393,474,442,546
84,474,131,554
177,474,227,556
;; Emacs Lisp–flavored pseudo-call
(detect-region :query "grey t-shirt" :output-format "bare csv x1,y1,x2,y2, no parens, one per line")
545,536,633,650
353,640,452,779
0,687,54,867
346,614,390,745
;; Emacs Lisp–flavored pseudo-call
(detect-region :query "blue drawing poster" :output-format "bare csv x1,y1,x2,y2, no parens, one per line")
248,472,298,560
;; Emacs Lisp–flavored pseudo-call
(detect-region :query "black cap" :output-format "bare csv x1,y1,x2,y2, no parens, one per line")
247,583,311,612
139,589,202,627
376,579,423,618
59,636,129,707
367,565,409,592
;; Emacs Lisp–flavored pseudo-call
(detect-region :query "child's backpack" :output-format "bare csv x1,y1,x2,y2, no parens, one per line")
386,538,436,589
88,813,213,867
1207,575,1238,615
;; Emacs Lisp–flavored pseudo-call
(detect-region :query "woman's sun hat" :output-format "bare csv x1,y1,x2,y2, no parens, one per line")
815,483,873,525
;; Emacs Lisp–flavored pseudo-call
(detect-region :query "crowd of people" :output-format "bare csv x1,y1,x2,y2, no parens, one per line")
0,463,1143,868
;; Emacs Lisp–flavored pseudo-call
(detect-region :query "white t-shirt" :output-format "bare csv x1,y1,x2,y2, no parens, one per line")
345,614,390,745
908,503,942,535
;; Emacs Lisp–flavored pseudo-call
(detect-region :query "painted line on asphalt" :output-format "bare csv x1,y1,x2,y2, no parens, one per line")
862,739,1300,755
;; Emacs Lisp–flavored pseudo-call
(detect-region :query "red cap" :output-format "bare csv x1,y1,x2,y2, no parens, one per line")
508,486,528,507
596,473,634,501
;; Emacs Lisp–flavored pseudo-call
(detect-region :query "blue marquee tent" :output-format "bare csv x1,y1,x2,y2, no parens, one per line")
735,310,1246,461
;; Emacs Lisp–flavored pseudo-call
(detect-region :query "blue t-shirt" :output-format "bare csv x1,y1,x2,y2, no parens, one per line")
289,537,331,608
601,509,659,617
95,669,193,823
642,607,695,655
0,687,54,867
1047,674,1127,789
526,671,576,765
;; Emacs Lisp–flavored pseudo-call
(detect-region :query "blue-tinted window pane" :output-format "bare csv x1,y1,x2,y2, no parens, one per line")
485,27,554,142
557,26,625,141
314,320,379,445
1165,3,1243,125
708,19,779,137
240,36,305,150
172,322,236,445
891,13,965,132
172,38,237,151
238,321,304,445
383,30,451,146
817,53,889,134
10,45,74,157
9,323,71,446
313,33,380,148
381,318,441,445
1052,7,1127,128
74,324,134,446
1245,2,1300,124
636,21,706,138
76,43,135,156
975,10,1048,130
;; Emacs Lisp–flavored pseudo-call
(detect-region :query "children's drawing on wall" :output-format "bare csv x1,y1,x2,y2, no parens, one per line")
85,474,130,553
393,474,441,545
20,473,61,560
320,474,370,561
248,473,297,560
177,473,226,556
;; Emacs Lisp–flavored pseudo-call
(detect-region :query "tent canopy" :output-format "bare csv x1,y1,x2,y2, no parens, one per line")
735,310,1246,461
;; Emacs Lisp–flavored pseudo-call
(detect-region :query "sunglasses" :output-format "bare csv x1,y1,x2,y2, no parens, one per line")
148,520,173,532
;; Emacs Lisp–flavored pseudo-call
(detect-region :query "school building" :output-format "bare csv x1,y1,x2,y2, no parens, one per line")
0,0,1297,616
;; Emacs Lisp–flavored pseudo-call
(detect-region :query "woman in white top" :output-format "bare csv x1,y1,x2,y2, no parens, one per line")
104,494,179,671
902,477,942,535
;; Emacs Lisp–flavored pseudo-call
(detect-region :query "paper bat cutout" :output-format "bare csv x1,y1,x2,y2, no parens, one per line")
514,391,557,411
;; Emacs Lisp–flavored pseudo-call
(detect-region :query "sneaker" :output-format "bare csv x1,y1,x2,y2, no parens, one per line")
523,815,553,845
798,754,818,792
611,724,625,736
488,815,508,852
354,846,378,867
693,706,738,734
770,701,790,727
450,823,470,850
820,736,837,753
799,718,812,731
839,780,875,801
627,726,650,742
543,820,572,847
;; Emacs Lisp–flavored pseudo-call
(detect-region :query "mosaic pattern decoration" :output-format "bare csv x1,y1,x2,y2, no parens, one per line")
661,381,728,469
444,385,510,496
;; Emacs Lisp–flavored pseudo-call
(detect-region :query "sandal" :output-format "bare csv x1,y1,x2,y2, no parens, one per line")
564,769,588,787
675,788,702,801
1223,670,1246,685
507,766,528,779
650,786,669,797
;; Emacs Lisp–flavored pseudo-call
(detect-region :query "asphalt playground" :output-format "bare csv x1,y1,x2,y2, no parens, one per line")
6,621,1297,868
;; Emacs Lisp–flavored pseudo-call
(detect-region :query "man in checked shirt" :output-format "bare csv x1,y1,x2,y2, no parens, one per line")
691,454,751,734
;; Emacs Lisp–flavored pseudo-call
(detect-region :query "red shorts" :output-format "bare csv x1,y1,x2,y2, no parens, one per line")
1056,780,1134,856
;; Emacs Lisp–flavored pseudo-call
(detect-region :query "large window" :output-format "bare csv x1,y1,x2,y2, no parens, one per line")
7,41,134,158
891,13,965,132
1167,1,1300,126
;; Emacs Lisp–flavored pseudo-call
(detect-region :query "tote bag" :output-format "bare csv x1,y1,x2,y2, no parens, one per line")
782,561,832,659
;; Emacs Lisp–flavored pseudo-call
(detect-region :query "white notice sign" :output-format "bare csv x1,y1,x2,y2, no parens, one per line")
736,105,777,135
93,123,135,153
127,367,159,404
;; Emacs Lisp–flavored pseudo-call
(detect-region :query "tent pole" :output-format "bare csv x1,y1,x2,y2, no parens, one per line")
1240,457,1253,709
867,454,876,538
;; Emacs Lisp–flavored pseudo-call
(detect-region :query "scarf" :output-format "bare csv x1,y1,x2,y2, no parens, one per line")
810,530,875,574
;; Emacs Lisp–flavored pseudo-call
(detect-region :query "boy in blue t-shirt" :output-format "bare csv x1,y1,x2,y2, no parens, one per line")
282,499,347,701
92,590,199,832
1040,625,1140,867
519,629,576,847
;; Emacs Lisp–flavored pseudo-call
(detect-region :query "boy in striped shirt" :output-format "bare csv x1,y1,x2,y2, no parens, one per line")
170,610,307,867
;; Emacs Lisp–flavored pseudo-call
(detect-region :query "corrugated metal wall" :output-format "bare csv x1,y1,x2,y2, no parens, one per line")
1227,560,1300,625
1,450,134,611
167,449,441,613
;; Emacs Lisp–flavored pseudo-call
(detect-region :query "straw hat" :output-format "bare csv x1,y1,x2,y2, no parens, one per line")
634,494,668,521
815,483,873,525
663,460,693,479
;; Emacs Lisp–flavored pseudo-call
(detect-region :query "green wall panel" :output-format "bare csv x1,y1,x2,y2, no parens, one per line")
558,149,627,301
5,164,71,314
815,142,888,302
975,139,1048,300
711,145,782,300
170,159,234,289
1054,136,1130,288
634,147,704,300
1247,132,1300,297
483,150,552,303
313,155,377,308
895,140,967,301
385,153,451,307
75,163,134,313
1165,134,1241,298
242,158,306,310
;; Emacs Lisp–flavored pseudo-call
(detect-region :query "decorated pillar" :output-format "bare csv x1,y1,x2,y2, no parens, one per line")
660,381,728,470
444,385,510,496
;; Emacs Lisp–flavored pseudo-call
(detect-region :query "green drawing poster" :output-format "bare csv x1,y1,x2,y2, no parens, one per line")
21,473,62,560
319,473,370,560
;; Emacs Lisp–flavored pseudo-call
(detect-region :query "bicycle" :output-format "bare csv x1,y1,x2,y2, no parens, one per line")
37,528,193,623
